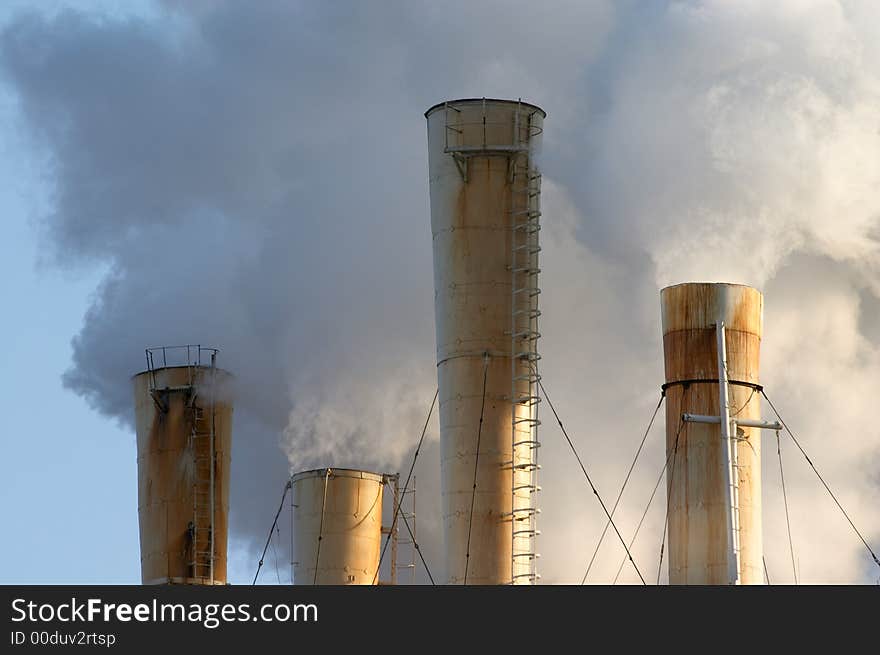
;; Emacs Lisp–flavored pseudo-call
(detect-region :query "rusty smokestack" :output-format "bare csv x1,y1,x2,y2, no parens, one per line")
132,346,233,585
425,98,545,584
291,468,388,585
660,283,764,584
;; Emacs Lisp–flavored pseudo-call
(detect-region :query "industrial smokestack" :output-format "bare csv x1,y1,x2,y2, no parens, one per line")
132,346,233,585
291,468,387,585
425,98,545,584
660,283,764,584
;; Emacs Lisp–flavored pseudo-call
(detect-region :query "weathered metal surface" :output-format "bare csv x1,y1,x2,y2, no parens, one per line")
291,468,384,585
660,283,763,584
426,98,545,584
132,366,233,585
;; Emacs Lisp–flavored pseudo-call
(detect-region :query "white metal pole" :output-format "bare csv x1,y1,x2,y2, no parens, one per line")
716,321,740,584
682,414,781,431
296,476,300,584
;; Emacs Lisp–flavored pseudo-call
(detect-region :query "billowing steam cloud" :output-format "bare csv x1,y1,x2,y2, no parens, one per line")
2,0,878,583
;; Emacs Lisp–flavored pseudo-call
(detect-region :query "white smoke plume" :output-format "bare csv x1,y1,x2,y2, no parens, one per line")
2,0,878,583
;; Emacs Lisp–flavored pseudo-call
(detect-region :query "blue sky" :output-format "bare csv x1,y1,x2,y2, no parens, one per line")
0,0,154,584
0,104,139,584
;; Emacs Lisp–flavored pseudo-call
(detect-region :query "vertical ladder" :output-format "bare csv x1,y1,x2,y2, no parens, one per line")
395,476,418,583
189,350,217,583
509,101,542,584
388,474,400,585
716,322,742,584
380,474,417,584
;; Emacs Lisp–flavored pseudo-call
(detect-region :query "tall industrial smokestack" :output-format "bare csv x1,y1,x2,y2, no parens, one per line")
660,283,764,584
291,468,387,585
132,346,233,585
425,98,545,584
